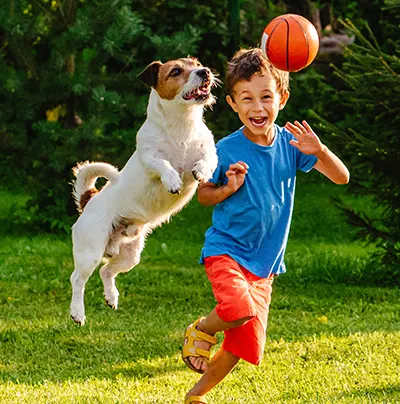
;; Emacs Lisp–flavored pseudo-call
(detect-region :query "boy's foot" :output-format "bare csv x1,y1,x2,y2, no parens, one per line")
182,318,217,374
184,331,211,372
185,393,207,404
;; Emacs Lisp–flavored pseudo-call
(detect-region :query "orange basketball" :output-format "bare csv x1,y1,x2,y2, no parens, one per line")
261,14,319,72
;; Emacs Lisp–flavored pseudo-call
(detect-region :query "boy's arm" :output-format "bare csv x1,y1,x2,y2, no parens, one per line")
198,161,248,206
313,147,350,184
285,120,350,185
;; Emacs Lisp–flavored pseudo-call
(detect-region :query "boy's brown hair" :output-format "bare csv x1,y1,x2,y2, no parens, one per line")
225,48,290,99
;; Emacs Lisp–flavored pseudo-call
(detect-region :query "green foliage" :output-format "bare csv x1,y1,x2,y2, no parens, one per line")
311,2,400,281
0,0,232,231
1,0,395,242
278,67,339,126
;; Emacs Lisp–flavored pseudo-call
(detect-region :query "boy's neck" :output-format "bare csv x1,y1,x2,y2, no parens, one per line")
243,125,275,146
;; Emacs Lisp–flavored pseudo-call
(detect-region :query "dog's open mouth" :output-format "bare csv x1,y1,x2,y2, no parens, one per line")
183,81,211,101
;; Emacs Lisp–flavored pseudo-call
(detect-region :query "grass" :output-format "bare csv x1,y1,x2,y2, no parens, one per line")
0,174,399,403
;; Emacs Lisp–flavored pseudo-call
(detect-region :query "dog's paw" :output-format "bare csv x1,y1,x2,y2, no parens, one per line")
122,224,142,240
104,286,119,310
192,160,213,183
104,295,118,310
161,170,182,194
71,314,86,326
105,241,121,258
70,306,86,326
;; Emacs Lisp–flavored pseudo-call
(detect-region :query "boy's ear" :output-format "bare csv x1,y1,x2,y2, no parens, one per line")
279,91,290,110
137,61,162,87
226,95,238,113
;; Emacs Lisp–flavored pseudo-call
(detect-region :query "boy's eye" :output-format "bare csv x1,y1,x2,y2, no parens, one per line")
242,97,252,101
169,68,182,77
263,95,271,99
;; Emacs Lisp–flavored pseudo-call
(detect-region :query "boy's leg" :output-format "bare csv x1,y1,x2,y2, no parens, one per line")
186,308,252,372
186,347,240,402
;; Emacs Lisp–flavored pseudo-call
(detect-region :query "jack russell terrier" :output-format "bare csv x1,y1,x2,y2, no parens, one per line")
70,57,218,325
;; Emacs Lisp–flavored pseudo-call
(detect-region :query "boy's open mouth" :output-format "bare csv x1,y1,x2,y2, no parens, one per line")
250,117,267,127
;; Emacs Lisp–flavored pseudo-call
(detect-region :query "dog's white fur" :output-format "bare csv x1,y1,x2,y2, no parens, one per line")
70,58,218,325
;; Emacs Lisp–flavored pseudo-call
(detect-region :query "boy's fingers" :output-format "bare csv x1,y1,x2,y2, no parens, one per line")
226,170,246,176
294,121,307,133
302,120,313,133
229,163,248,173
289,139,300,149
226,170,240,176
237,161,249,170
285,122,300,137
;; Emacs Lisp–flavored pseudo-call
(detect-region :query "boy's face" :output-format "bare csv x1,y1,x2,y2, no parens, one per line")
226,74,289,139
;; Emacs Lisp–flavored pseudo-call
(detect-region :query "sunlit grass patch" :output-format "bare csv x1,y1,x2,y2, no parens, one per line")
0,178,399,403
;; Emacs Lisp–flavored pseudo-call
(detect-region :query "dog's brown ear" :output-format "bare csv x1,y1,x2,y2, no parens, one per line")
137,61,162,87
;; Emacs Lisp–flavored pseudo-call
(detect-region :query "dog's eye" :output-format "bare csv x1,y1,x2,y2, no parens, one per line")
169,68,182,77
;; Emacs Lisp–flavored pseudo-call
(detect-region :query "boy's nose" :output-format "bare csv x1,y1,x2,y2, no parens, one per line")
252,101,263,112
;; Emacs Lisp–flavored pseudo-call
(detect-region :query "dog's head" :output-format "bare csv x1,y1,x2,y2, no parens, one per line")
138,57,217,107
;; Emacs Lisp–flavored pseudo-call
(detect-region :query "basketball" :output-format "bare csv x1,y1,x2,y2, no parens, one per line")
261,14,319,72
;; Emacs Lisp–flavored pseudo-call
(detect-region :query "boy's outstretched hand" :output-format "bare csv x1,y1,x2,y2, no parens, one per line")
285,120,323,155
197,161,249,206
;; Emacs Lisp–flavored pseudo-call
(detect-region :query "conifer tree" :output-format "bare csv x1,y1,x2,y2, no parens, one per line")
312,0,400,282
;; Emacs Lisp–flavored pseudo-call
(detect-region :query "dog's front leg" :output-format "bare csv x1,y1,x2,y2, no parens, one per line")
140,148,182,194
192,140,218,183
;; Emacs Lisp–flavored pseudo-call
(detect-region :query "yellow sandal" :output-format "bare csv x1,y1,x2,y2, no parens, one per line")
185,395,207,404
182,317,217,374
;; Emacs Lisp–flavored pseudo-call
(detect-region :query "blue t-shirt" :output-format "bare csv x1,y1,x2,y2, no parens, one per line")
200,124,318,278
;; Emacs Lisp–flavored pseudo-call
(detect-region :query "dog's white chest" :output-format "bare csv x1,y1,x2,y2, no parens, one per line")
158,140,200,174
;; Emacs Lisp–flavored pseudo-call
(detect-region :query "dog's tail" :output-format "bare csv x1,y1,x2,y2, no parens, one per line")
72,161,119,213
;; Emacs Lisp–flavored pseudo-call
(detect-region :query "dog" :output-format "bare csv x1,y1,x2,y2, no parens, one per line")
70,57,218,325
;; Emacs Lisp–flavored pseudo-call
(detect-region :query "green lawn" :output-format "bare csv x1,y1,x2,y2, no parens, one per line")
0,175,399,403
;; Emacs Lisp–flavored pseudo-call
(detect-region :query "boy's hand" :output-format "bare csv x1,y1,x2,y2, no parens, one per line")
285,120,323,155
225,161,248,193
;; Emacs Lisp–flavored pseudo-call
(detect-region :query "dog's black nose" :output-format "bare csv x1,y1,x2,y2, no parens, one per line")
197,69,210,79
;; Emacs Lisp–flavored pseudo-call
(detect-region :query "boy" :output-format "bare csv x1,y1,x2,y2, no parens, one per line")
182,48,349,404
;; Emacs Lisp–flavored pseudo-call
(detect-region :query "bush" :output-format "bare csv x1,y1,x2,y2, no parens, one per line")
0,0,232,231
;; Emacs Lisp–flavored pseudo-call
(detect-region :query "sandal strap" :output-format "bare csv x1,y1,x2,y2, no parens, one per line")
185,395,207,404
188,328,218,345
192,347,211,360
182,318,217,360
182,317,218,372
183,337,211,360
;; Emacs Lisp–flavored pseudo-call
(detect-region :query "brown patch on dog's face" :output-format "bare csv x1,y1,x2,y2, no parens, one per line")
155,58,203,100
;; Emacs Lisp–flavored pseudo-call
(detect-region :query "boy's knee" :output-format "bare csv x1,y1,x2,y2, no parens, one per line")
231,315,254,328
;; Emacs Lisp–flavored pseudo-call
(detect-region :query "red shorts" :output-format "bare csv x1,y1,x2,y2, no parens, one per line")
204,254,274,366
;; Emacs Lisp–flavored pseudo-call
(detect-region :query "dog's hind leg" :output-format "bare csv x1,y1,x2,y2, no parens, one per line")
70,218,109,326
105,223,143,258
100,232,145,310
70,250,103,326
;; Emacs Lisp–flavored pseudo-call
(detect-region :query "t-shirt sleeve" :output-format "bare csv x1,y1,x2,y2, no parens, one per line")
296,149,318,172
208,143,226,185
283,127,318,172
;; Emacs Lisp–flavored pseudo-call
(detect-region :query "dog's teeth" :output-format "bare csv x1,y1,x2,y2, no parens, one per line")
183,83,211,101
